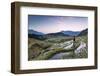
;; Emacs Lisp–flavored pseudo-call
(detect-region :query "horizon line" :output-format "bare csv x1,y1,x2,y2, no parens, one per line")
28,28,88,34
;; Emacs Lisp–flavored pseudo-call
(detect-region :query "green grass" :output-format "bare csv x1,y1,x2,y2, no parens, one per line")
28,35,87,60
74,48,88,58
33,43,80,60
33,48,74,60
73,35,88,58
45,37,73,43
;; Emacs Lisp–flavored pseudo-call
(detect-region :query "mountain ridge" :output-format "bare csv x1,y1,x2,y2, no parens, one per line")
78,29,88,36
28,28,88,39
28,29,44,35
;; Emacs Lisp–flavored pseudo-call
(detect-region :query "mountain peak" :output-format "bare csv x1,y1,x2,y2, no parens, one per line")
60,30,80,36
78,28,88,36
28,29,44,35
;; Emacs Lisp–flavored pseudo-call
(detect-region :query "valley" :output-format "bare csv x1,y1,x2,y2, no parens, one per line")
28,33,88,60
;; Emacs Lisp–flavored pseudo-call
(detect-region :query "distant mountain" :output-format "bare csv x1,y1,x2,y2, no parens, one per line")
46,32,69,37
46,31,80,37
28,29,88,40
28,29,45,40
28,29,44,35
61,31,80,36
78,28,88,36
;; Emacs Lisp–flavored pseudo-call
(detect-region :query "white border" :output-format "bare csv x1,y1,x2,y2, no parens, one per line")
20,6,95,70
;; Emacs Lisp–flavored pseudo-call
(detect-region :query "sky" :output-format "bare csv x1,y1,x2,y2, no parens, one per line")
28,15,88,34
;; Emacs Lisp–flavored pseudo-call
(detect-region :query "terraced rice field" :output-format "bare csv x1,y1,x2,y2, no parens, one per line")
28,36,88,61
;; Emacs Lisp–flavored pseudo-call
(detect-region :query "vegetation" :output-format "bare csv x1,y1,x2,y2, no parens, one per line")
28,34,88,60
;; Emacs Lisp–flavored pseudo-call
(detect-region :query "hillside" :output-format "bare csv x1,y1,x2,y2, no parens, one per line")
78,29,88,36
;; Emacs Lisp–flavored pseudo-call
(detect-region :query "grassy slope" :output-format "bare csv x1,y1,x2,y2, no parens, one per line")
33,45,79,60
28,36,81,60
28,35,88,60
74,35,88,58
